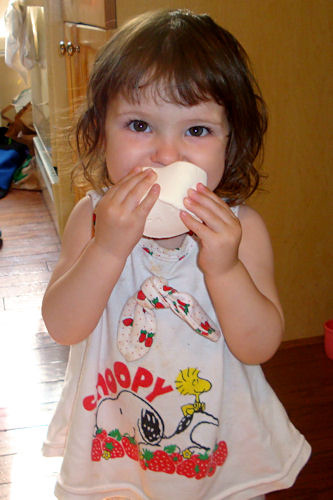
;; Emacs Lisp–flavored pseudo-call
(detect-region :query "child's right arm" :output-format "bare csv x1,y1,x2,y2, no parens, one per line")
42,168,159,345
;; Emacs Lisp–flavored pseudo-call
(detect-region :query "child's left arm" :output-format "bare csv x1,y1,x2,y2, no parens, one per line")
181,184,284,365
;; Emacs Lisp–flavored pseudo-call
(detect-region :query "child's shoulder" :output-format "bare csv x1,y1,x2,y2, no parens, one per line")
60,194,94,255
237,204,275,268
67,194,94,232
45,195,94,290
238,204,269,235
237,204,284,325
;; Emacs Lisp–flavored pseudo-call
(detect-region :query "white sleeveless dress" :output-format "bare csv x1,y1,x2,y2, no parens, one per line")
43,191,310,500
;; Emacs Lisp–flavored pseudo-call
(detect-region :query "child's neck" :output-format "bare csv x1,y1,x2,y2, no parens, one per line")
153,233,187,250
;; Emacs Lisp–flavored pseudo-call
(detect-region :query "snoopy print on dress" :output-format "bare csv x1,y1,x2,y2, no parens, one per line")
89,367,228,480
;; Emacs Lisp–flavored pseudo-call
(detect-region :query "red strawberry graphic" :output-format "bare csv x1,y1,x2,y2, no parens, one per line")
193,453,210,480
123,317,134,327
177,300,189,315
201,321,215,333
171,452,183,464
91,437,103,461
96,428,107,442
212,441,228,466
163,285,176,294
151,297,165,309
137,290,146,300
163,445,183,464
145,333,154,347
176,455,197,478
140,449,153,470
145,449,176,474
207,458,217,477
139,453,147,470
122,434,139,461
177,300,187,306
104,431,125,459
143,247,153,255
139,330,147,343
104,437,124,458
201,320,214,332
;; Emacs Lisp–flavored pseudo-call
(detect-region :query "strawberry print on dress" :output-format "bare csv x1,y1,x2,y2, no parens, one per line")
117,276,221,361
91,427,227,480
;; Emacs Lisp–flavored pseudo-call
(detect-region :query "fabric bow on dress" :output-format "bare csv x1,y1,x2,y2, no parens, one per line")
117,276,221,361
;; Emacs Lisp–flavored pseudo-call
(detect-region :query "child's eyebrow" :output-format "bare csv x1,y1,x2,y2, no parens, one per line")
177,114,227,127
113,105,151,117
115,111,152,122
182,117,224,125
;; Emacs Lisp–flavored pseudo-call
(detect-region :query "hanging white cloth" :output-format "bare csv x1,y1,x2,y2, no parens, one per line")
4,0,35,82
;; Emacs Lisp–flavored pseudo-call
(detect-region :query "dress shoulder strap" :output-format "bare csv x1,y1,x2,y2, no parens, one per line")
87,190,104,237
231,204,240,217
87,190,103,210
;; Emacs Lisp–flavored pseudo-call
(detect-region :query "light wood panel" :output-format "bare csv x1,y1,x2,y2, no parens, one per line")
62,0,116,29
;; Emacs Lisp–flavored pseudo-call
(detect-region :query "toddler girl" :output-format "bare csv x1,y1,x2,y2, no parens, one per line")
42,9,311,500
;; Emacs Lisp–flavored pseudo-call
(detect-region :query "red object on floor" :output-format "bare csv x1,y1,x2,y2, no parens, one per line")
324,319,333,360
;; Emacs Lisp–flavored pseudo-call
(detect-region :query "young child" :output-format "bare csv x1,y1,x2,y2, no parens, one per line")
42,9,311,500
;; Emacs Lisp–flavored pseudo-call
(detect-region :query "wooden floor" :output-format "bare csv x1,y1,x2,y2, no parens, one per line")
0,189,332,499
0,189,65,499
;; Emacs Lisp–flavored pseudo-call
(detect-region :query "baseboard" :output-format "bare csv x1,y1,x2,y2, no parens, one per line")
279,335,324,350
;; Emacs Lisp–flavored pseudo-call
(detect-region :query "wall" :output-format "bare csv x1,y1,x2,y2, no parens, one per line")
213,0,332,342
117,0,333,341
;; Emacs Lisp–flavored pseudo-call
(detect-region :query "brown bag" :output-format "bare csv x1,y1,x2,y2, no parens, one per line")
1,103,36,155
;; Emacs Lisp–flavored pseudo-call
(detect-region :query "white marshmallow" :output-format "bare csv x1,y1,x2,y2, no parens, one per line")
143,161,207,238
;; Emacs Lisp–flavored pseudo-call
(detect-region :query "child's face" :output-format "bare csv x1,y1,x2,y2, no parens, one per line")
104,88,230,191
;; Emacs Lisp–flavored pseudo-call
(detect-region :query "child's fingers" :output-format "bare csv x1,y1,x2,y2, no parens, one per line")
183,197,225,234
185,188,238,228
109,168,156,205
180,210,211,238
188,186,233,215
108,166,144,191
137,183,160,215
121,169,158,209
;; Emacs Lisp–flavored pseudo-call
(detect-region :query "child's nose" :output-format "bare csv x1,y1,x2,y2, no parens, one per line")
151,136,183,166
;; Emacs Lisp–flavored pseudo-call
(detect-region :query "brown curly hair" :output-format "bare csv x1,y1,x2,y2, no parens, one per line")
74,9,267,205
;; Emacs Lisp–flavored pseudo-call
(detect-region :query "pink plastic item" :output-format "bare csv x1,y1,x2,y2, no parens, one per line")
324,319,333,360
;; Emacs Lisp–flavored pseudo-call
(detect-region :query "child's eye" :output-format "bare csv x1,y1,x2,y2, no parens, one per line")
186,126,211,137
128,120,151,133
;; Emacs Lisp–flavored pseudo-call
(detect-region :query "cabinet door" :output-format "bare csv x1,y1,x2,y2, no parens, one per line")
64,23,112,116
62,0,116,29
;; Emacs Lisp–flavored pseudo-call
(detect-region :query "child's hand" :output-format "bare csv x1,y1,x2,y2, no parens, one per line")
93,168,160,260
181,183,242,277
